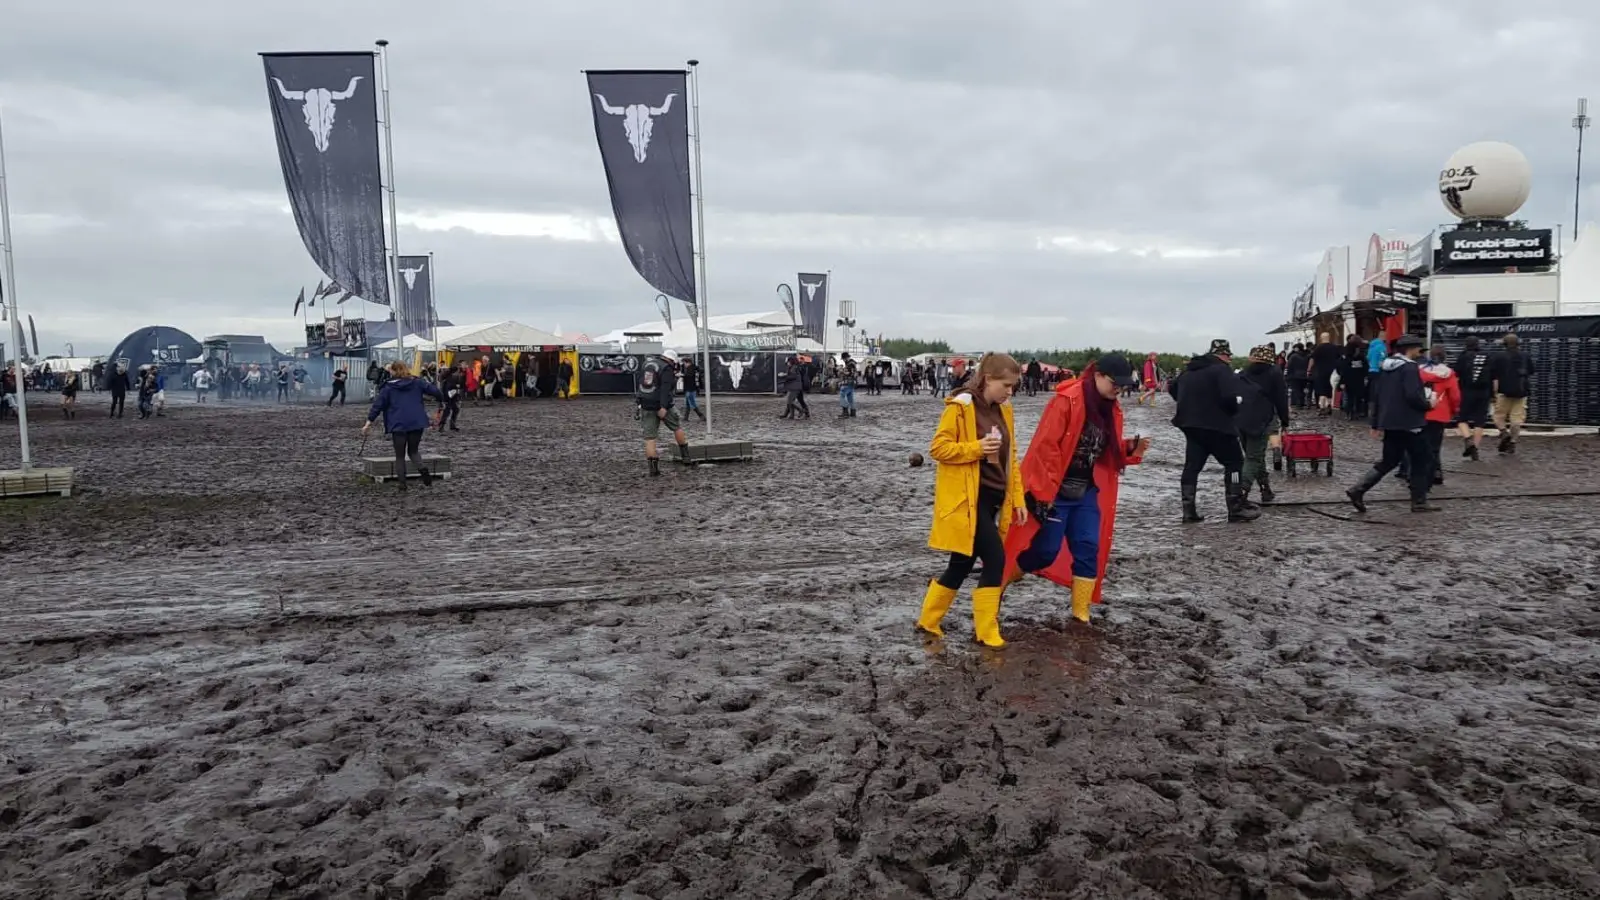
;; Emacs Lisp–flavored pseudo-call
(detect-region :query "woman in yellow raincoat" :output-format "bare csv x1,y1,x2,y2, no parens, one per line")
916,353,1027,647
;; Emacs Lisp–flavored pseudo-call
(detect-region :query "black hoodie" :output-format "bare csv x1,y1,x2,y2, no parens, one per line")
1236,361,1290,434
1170,355,1241,434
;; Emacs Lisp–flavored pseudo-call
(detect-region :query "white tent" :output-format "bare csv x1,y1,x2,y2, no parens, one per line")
370,321,570,353
596,310,824,354
1557,222,1600,317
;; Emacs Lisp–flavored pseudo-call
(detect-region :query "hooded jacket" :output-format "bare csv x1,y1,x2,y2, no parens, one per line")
1285,349,1310,382
1419,362,1461,425
1236,361,1290,435
367,376,445,433
1369,354,1429,432
1366,338,1388,373
1169,355,1241,434
1003,374,1144,605
928,391,1023,557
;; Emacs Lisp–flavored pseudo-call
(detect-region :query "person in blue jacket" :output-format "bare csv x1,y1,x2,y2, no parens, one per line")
1366,336,1387,375
363,360,446,490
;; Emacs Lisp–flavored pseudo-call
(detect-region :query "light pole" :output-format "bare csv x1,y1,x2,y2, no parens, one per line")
1573,97,1590,235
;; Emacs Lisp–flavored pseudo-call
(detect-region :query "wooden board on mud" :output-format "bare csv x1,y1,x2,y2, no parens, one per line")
360,456,454,482
678,441,755,464
0,466,75,499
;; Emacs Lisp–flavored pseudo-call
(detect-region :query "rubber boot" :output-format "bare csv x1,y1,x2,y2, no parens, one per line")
677,441,690,462
849,409,857,418
1411,498,1441,513
1225,473,1260,522
1181,483,1205,524
1070,577,1095,624
419,467,433,487
1258,474,1276,504
971,586,1006,648
1346,467,1384,513
647,456,661,477
915,580,959,638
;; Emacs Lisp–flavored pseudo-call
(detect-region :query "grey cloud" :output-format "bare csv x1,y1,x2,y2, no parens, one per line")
1,0,1596,359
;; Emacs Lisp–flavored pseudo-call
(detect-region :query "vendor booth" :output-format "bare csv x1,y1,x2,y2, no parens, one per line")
371,321,578,398
587,310,824,395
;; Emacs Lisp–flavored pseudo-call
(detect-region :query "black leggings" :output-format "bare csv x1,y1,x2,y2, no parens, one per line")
1180,427,1245,485
391,429,425,478
937,486,1006,590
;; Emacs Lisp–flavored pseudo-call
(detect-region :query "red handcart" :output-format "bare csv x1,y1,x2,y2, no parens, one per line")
1278,430,1334,477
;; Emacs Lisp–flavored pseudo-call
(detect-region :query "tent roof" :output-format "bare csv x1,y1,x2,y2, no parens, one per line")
597,310,821,353
370,321,570,352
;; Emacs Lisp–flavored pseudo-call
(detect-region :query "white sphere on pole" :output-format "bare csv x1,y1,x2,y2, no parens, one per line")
1438,141,1532,220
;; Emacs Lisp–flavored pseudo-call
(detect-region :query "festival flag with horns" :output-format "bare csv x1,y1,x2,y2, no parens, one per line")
293,287,306,316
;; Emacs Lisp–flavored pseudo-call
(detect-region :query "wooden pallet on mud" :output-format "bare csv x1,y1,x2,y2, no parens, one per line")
360,456,454,483
678,441,755,464
0,466,76,499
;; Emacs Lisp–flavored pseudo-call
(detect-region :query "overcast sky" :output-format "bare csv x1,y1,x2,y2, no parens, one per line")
0,0,1595,359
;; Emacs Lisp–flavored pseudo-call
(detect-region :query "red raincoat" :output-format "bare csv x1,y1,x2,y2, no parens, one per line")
1003,374,1144,606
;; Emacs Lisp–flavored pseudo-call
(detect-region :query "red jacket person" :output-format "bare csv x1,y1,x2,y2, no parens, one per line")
1003,355,1148,624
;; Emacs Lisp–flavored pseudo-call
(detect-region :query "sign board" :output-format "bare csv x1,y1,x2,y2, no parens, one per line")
1389,273,1421,303
1437,228,1553,273
1431,316,1600,426
1404,231,1435,275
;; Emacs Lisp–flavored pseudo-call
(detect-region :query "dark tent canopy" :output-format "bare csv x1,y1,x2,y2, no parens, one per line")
107,325,202,375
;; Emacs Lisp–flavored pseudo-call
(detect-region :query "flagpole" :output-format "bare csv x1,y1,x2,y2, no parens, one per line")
0,107,32,471
428,251,438,352
825,267,833,361
687,59,711,435
376,39,405,359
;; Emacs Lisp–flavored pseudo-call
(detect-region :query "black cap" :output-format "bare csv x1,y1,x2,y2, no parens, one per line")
1395,334,1425,349
1095,353,1137,387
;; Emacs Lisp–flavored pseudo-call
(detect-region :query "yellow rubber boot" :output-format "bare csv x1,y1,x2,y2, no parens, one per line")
916,580,959,638
972,586,1006,648
1071,577,1096,624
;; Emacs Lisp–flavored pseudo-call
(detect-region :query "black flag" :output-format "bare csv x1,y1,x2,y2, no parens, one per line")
396,255,435,336
293,287,305,316
27,314,38,358
585,70,696,304
337,290,355,305
319,280,342,299
262,52,391,308
797,273,828,344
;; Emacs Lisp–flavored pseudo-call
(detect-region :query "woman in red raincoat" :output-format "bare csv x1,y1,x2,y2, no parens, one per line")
1004,354,1149,624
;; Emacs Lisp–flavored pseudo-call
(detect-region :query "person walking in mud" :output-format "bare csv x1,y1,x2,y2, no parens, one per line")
779,355,810,420
1003,354,1147,625
327,368,348,407
1309,332,1341,417
192,367,212,403
1346,335,1439,514
1236,346,1290,505
681,356,705,421
363,361,445,491
1170,340,1259,524
275,365,291,403
1452,336,1493,460
59,370,79,419
136,366,159,419
106,362,130,418
437,364,464,432
1415,345,1461,487
838,352,859,418
916,353,1026,648
1490,333,1534,455
1024,358,1042,397
638,350,690,477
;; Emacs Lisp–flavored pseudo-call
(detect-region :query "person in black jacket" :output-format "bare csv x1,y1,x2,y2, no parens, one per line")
778,355,810,420
1347,334,1438,513
637,350,689,477
1237,346,1291,504
1309,334,1342,415
1489,333,1535,454
680,358,705,421
1285,344,1311,409
106,361,131,418
1170,339,1259,523
1452,336,1494,460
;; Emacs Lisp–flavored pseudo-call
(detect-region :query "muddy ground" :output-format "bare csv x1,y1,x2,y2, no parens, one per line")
1,387,1598,899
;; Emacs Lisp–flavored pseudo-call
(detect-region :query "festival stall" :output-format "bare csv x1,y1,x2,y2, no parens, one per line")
432,322,576,399
590,310,823,395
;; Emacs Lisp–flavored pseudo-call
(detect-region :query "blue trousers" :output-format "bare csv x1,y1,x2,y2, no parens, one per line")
1016,488,1101,580
684,390,700,411
839,383,855,410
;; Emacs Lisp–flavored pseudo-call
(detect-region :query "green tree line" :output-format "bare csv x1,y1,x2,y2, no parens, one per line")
879,337,1191,374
